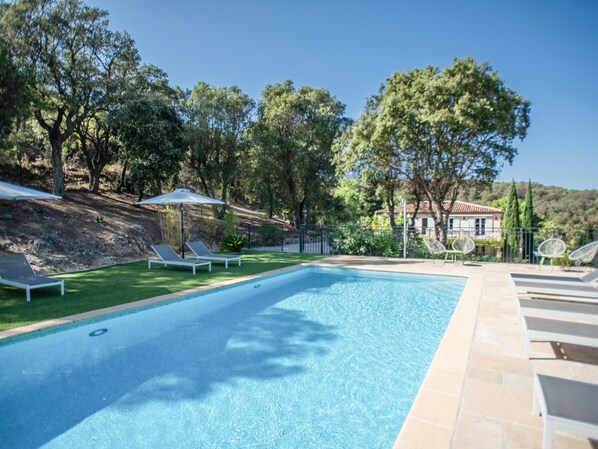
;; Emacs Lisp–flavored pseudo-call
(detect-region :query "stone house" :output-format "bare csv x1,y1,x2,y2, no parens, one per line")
377,200,503,240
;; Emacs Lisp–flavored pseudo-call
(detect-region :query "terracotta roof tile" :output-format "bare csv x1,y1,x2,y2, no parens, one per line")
377,200,503,215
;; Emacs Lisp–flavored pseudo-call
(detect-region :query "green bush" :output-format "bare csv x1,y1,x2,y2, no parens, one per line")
257,223,283,246
329,224,400,257
223,210,237,235
220,233,249,253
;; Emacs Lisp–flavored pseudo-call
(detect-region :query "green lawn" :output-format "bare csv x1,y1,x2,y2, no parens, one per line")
0,252,327,332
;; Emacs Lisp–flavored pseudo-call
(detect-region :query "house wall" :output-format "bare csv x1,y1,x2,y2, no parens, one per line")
406,214,503,240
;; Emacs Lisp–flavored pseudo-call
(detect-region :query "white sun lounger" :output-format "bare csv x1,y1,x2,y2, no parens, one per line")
520,315,598,358
0,254,64,302
148,244,211,274
533,374,598,449
511,278,598,300
518,297,598,324
510,269,598,286
185,241,241,269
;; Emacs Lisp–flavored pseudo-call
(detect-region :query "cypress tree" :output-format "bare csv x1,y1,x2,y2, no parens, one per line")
503,181,521,260
521,180,535,261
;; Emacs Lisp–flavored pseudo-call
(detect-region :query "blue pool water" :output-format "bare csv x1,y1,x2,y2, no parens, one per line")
0,267,465,449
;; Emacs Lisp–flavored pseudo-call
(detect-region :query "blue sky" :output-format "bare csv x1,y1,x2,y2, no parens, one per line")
87,0,598,190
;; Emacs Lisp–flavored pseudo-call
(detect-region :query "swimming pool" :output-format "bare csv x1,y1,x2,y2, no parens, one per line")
0,266,466,449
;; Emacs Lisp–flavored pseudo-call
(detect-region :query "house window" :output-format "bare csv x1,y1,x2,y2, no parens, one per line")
475,218,486,236
449,218,454,230
422,218,428,235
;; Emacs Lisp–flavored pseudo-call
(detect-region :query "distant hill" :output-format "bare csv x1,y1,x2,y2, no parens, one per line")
459,182,598,228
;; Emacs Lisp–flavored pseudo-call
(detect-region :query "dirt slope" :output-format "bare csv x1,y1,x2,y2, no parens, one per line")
0,188,272,274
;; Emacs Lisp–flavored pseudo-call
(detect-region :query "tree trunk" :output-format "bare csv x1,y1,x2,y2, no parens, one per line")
89,169,101,193
285,176,300,227
299,196,306,225
431,199,447,245
50,139,65,197
267,185,274,219
386,196,396,227
116,159,128,193
219,182,228,219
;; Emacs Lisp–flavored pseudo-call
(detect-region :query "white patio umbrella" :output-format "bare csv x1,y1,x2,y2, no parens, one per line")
0,180,61,201
136,188,224,258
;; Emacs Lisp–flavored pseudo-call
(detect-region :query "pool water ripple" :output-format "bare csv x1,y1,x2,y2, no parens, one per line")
0,267,465,449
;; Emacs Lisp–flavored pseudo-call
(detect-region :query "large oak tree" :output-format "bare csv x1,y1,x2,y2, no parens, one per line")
182,82,254,215
0,0,140,196
344,58,530,242
249,80,347,227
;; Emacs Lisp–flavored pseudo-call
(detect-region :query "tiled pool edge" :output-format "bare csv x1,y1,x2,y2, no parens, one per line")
392,271,482,449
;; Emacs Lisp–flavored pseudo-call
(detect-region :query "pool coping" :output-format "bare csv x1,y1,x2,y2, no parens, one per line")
0,255,481,448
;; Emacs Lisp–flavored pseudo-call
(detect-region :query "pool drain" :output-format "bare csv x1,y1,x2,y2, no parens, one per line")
89,328,108,337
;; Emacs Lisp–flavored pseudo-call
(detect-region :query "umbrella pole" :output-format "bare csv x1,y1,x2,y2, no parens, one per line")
180,203,185,258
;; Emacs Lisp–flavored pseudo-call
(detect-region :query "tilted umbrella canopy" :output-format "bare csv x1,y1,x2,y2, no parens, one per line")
0,180,61,201
136,188,225,257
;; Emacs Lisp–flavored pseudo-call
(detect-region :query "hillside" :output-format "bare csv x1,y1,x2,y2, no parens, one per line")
0,188,269,275
459,182,598,227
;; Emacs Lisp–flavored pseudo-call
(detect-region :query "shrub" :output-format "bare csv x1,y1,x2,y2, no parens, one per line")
220,234,248,253
257,223,283,246
223,210,236,235
329,224,400,257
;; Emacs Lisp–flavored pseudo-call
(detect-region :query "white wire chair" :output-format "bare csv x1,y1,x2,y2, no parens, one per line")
423,236,475,264
569,241,598,267
423,237,447,263
537,238,567,268
452,236,476,264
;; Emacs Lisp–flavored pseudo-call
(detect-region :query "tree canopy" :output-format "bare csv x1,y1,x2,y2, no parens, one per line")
113,96,184,200
0,0,140,195
341,58,530,241
0,1,549,232
249,80,348,226
182,82,255,212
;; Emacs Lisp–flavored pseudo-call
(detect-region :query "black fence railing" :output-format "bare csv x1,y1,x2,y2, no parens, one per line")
240,222,598,265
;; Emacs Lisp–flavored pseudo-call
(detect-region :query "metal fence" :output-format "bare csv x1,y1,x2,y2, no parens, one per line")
240,222,598,266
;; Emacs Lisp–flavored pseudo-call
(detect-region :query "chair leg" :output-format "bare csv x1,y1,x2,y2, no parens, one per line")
543,421,553,449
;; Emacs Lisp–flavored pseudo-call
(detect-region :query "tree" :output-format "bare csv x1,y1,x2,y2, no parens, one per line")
76,65,173,193
0,0,140,196
250,80,347,227
336,92,403,226
181,82,254,214
521,180,538,261
503,180,521,259
364,58,530,242
0,40,31,138
113,96,184,200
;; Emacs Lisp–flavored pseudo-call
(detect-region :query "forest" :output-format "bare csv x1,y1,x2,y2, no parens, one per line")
1,0,594,236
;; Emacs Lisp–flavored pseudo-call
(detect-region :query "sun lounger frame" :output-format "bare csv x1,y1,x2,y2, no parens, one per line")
0,254,64,302
533,374,598,449
148,244,211,274
185,241,241,269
